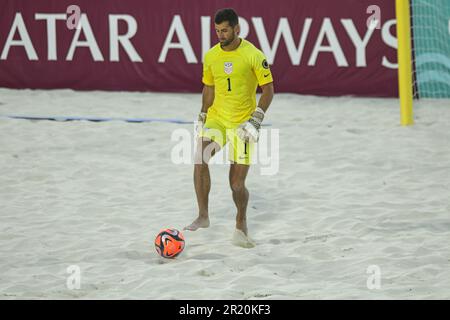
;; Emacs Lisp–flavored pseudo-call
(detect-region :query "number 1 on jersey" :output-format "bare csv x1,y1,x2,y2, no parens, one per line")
227,78,231,91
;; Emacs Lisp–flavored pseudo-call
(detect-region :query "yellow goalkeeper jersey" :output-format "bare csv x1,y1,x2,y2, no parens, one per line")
202,38,273,126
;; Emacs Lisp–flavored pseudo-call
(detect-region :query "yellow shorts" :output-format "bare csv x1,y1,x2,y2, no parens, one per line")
199,117,254,165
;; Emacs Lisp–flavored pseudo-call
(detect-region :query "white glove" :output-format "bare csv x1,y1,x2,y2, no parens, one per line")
195,112,207,136
237,107,265,143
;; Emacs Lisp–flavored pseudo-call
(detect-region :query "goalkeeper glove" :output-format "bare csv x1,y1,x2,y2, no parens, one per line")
237,107,265,143
195,112,207,136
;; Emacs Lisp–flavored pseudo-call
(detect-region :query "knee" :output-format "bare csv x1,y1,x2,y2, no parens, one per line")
230,180,246,193
195,163,208,172
194,148,207,165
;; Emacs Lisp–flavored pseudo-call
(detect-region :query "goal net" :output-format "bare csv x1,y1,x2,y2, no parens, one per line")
411,0,450,98
396,0,450,125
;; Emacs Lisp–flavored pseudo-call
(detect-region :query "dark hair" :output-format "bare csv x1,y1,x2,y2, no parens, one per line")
214,8,239,27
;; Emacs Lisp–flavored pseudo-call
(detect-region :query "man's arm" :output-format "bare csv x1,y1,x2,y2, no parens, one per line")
196,85,214,132
257,82,274,112
201,85,215,113
237,82,274,143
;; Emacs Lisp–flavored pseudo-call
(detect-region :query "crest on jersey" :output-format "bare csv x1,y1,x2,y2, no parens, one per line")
224,62,233,74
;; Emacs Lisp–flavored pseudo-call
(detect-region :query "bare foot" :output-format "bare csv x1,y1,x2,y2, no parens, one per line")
183,216,210,231
232,229,256,248
236,219,248,236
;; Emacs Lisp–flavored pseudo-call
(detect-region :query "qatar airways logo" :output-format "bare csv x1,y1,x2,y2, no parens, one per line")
0,10,142,62
160,15,398,69
0,8,398,69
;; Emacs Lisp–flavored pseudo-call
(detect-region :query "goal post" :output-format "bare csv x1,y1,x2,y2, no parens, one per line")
396,0,414,126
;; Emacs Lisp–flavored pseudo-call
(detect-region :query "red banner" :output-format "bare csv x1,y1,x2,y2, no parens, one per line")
0,0,398,96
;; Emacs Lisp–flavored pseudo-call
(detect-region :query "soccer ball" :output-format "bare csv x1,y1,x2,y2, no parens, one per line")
154,228,185,258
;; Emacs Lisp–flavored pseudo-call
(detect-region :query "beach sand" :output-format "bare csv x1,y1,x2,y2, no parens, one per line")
0,88,449,299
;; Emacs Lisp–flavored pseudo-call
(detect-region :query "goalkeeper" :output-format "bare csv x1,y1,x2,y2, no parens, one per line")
184,8,274,248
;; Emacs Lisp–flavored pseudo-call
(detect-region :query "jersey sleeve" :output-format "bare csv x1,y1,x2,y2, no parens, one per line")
252,50,273,86
202,54,214,86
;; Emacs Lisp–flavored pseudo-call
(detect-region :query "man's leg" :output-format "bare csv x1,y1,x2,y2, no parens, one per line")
184,138,221,231
229,163,250,235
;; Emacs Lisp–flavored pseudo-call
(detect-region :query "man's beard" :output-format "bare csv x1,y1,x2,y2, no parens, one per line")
220,34,236,47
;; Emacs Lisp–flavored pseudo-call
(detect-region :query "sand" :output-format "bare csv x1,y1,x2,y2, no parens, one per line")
0,88,449,299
